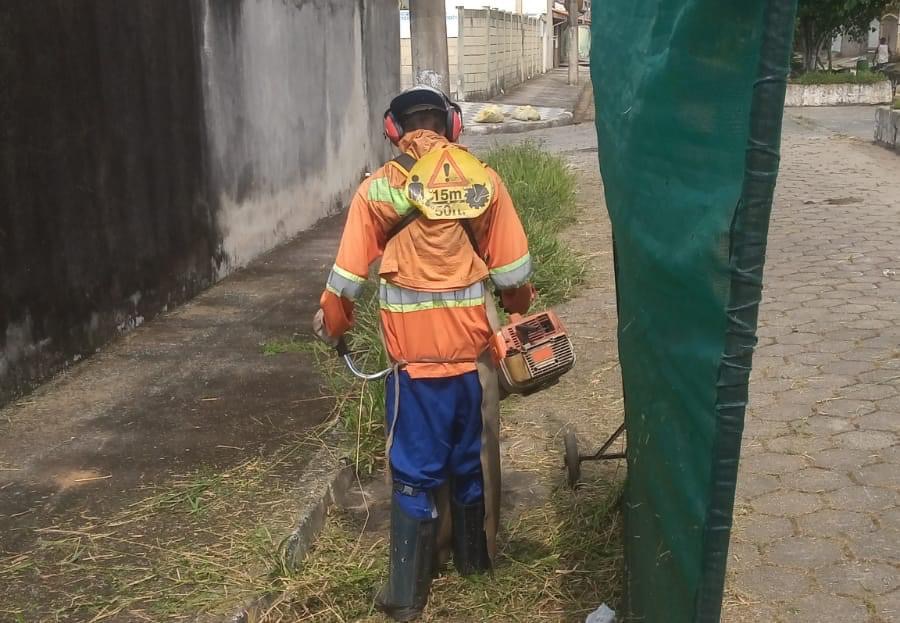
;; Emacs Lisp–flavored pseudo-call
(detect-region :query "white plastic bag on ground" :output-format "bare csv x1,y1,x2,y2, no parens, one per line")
512,105,542,121
473,104,505,123
585,604,616,623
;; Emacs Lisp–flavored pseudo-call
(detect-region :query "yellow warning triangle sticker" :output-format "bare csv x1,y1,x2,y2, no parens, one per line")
407,147,494,220
426,150,470,189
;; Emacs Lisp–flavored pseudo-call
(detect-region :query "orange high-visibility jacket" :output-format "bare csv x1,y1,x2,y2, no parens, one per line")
320,130,533,379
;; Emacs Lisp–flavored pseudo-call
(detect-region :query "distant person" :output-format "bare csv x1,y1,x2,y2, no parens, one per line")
875,37,891,71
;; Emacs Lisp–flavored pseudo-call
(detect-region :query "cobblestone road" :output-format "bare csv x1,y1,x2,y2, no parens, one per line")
472,113,900,621
726,115,900,623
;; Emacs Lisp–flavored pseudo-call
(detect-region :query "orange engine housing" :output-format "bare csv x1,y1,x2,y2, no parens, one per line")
489,310,575,396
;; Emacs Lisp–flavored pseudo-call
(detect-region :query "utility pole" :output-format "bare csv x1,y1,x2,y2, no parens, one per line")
543,0,554,71
567,0,579,85
409,0,451,94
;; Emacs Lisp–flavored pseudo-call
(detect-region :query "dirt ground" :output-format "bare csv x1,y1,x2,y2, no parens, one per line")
0,216,351,621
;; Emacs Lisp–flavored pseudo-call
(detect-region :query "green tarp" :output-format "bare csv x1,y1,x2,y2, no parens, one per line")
591,1,797,621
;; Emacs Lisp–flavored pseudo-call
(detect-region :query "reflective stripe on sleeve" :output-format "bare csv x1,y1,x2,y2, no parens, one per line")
489,253,533,289
368,177,413,216
326,264,365,300
379,280,485,313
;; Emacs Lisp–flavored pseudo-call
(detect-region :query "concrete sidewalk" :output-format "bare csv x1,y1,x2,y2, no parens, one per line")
461,68,592,135
0,216,343,555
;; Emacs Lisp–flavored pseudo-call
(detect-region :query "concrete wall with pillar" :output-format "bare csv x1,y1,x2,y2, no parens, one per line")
0,0,400,406
407,8,542,102
401,38,459,96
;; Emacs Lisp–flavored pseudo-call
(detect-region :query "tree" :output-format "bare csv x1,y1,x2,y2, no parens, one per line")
796,0,893,71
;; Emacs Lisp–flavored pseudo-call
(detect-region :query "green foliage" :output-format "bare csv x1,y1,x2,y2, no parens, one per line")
309,283,387,476
483,141,584,308
796,0,893,71
797,0,892,42
893,97,900,109
792,69,887,83
260,337,311,355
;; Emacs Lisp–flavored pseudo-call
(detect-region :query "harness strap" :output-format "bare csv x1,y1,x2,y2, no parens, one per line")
392,152,417,172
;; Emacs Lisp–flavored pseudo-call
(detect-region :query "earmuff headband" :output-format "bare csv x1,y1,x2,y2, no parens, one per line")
383,90,464,145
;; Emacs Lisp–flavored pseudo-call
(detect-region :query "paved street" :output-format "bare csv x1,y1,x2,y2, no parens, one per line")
471,108,900,621
785,105,885,142
726,114,900,622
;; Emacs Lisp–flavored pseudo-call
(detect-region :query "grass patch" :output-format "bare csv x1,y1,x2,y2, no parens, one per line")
791,70,887,85
260,337,311,356
308,285,388,477
254,480,623,622
893,97,900,110
483,142,583,306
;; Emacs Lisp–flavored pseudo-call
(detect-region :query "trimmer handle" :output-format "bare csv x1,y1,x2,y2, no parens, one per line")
335,336,351,358
335,335,392,382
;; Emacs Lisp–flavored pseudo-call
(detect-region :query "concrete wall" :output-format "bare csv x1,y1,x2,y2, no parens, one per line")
399,8,544,102
0,0,399,405
457,8,544,101
785,81,893,106
882,15,899,57
832,33,867,57
875,106,900,153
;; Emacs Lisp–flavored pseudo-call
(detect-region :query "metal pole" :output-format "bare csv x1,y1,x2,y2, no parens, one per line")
567,0,578,85
456,5,466,100
544,0,554,71
409,0,451,94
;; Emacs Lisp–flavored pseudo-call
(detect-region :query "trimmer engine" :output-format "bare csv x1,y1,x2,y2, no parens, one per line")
489,310,575,395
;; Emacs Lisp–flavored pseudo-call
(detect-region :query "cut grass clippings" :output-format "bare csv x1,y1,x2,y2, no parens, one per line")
254,480,623,622
0,433,338,621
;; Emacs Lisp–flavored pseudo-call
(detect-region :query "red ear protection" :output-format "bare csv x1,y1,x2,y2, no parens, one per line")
384,110,403,145
383,95,464,145
446,103,463,142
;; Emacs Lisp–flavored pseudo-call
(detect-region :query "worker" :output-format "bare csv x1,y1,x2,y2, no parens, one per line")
312,85,534,621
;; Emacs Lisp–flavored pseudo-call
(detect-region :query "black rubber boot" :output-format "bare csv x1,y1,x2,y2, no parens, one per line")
374,501,436,622
451,498,491,576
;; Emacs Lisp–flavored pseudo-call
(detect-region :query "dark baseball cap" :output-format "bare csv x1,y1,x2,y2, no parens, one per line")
389,85,451,118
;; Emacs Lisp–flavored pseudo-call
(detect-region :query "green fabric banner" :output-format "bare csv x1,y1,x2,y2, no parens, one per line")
590,1,798,620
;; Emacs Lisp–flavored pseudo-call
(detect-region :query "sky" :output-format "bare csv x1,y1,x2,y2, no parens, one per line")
443,0,551,15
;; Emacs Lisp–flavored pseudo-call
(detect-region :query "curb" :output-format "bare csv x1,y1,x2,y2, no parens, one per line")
465,111,574,136
221,431,353,623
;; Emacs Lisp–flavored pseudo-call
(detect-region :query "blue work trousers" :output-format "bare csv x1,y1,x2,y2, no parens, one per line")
385,370,484,520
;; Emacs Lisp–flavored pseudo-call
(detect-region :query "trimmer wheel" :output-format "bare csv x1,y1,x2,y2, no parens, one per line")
564,431,581,489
